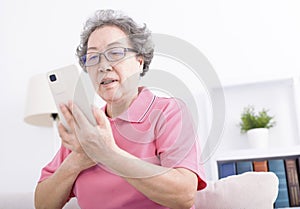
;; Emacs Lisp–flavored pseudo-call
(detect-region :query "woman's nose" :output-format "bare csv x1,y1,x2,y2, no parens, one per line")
97,59,113,72
96,54,113,72
98,65,112,72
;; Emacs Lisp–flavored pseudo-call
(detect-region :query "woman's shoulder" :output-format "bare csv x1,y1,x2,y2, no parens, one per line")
154,94,187,111
140,87,188,112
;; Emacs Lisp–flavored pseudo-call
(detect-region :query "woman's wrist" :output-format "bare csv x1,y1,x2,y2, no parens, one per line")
65,152,95,174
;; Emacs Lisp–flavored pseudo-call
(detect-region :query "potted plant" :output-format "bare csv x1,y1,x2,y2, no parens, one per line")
239,106,276,148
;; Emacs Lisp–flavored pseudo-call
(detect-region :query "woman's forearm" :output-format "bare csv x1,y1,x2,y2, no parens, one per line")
34,153,83,209
101,149,198,209
125,167,197,209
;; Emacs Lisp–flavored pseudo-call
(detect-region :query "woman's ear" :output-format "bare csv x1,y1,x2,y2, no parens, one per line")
137,56,144,70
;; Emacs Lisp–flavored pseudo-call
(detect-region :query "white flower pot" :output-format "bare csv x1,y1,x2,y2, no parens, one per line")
246,128,269,149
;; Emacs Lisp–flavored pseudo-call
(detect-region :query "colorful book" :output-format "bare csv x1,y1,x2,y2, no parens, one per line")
297,157,300,182
253,160,268,172
236,161,253,174
268,159,290,208
218,162,236,179
285,159,300,206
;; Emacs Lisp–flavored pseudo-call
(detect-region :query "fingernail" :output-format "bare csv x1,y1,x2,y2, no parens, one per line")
68,101,73,108
59,104,65,110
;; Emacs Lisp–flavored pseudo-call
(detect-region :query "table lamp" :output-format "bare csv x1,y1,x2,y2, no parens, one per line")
24,73,58,126
24,73,60,152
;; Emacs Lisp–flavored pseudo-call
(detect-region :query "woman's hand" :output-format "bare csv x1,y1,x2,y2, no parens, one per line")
58,103,96,171
60,101,119,165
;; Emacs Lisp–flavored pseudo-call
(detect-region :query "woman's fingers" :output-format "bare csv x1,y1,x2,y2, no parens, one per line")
58,103,82,151
60,103,77,130
58,122,73,150
68,101,91,130
93,106,106,126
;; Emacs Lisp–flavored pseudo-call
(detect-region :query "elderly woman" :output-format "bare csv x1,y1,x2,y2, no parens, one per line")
35,9,206,209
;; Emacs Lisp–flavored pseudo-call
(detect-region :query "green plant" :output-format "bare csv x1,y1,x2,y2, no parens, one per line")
239,106,276,133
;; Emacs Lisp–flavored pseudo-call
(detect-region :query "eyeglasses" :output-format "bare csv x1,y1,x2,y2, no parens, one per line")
81,47,138,67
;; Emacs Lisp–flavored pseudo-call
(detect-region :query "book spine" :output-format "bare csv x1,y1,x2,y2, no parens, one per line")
253,160,268,172
285,159,300,206
297,157,300,185
236,161,253,174
268,159,290,208
218,162,236,179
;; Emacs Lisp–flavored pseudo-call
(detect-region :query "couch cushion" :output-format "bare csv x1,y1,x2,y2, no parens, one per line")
195,172,279,209
0,192,80,209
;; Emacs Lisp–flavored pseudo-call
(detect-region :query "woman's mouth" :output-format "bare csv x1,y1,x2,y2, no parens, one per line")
100,79,118,85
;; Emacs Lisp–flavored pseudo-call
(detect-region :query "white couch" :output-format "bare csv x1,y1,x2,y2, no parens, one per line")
0,172,278,209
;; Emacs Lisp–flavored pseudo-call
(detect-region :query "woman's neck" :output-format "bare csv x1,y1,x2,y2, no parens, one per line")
106,89,139,118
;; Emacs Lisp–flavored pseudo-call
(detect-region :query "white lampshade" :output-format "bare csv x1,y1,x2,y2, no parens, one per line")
24,73,57,127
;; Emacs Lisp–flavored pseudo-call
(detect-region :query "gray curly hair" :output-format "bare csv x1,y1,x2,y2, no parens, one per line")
76,9,154,77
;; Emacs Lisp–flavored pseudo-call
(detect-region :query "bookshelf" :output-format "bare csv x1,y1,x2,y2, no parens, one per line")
213,148,300,209
201,76,300,209
212,146,300,180
204,76,300,180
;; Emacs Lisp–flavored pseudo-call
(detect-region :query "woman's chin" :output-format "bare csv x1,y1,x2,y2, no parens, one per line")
99,90,121,103
98,85,138,104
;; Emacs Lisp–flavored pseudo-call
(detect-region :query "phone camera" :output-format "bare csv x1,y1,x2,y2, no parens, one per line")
49,74,57,82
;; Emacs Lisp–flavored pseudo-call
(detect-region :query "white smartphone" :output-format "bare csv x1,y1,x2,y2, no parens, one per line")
47,64,102,131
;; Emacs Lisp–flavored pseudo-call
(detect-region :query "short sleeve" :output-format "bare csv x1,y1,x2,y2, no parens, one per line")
37,146,75,199
155,98,206,190
38,145,72,183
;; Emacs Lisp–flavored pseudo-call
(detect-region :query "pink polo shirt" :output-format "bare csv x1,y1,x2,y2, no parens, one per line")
38,87,206,209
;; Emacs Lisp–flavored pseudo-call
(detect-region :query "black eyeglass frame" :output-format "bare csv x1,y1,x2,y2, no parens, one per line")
81,47,138,67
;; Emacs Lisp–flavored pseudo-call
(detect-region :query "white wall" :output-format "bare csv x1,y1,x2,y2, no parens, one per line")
1,0,300,193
